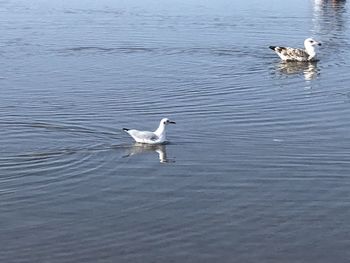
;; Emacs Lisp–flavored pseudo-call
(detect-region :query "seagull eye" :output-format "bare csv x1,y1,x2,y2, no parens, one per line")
310,40,314,43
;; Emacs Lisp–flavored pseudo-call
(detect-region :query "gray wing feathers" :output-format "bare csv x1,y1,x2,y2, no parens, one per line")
128,130,159,141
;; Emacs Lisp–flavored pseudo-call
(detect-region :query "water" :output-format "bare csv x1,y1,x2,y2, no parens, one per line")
1,0,350,262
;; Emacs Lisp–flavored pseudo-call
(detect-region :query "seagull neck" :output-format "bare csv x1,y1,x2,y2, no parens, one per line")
305,45,316,58
154,124,166,137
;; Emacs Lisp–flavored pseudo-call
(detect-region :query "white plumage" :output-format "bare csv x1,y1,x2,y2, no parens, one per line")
123,118,176,144
269,38,322,61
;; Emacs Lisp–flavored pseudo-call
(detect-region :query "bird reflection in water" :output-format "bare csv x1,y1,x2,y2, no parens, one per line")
276,61,319,80
123,143,175,163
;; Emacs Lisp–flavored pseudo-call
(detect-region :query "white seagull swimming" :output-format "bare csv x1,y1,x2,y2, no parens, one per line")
123,118,176,144
269,38,322,62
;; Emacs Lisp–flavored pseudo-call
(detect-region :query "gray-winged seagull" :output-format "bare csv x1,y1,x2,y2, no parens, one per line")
123,118,176,144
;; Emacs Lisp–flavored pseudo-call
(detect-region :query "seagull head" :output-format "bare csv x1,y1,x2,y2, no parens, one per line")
161,118,176,125
305,38,322,47
154,118,176,138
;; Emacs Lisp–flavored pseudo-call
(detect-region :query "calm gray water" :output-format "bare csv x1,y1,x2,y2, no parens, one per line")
1,0,350,262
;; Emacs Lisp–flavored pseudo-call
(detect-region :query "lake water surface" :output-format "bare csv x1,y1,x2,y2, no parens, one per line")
1,0,350,262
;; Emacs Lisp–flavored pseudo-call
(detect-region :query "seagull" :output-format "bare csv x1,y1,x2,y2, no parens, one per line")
269,38,322,61
123,118,176,144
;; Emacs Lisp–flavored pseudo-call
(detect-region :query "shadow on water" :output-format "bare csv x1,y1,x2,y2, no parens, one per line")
123,143,175,163
275,61,320,80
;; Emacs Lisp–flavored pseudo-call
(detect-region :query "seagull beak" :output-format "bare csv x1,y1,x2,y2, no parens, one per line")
169,121,176,124
317,42,322,46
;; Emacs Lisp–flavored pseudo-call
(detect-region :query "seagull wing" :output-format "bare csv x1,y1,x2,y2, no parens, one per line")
127,130,159,143
270,46,309,61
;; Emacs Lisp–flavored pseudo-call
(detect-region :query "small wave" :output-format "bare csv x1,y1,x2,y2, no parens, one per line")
56,46,255,58
63,8,124,16
0,120,119,139
57,46,157,55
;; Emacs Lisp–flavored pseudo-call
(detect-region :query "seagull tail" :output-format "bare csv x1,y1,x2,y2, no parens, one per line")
122,128,130,132
269,46,277,51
